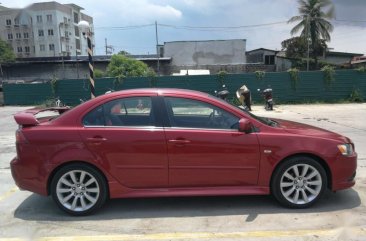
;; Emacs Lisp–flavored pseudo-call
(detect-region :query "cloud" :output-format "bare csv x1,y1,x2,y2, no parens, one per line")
0,0,364,55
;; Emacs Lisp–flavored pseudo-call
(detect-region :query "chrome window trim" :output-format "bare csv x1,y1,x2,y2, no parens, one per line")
163,126,240,132
83,125,239,132
83,125,162,130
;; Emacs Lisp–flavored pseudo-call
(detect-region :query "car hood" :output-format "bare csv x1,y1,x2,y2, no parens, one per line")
273,118,351,143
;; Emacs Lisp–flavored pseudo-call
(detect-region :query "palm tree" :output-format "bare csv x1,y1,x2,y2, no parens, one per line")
289,0,334,69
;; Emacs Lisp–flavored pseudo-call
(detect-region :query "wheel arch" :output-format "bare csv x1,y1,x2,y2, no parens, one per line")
270,153,332,192
47,160,110,197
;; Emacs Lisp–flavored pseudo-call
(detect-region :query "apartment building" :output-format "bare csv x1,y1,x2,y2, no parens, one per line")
0,2,94,58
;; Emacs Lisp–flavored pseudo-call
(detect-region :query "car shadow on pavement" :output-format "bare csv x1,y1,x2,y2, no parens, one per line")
14,188,361,222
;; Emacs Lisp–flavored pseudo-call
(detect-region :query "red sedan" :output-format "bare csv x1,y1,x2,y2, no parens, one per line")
11,88,357,215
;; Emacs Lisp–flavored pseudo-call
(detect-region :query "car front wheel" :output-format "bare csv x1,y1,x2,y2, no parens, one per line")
271,156,327,208
51,163,108,215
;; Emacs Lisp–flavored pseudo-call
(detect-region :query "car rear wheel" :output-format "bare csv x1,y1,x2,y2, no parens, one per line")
271,156,327,208
51,163,108,216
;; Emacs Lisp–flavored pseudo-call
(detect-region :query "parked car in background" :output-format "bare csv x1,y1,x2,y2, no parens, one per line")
11,88,357,215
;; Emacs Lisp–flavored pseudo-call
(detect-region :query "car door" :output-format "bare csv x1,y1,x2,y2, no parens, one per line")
163,97,260,187
79,95,168,188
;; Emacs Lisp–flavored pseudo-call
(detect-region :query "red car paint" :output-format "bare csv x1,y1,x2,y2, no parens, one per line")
11,88,357,200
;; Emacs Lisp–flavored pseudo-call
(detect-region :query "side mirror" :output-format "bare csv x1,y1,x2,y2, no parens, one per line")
238,118,252,133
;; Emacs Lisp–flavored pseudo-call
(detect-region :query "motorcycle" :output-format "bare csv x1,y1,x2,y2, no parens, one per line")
236,85,252,111
215,84,230,101
257,88,273,111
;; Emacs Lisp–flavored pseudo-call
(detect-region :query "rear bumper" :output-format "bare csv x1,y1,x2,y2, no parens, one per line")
331,153,357,191
10,156,48,196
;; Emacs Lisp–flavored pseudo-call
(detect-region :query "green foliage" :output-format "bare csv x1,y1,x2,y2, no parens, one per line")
321,65,335,87
349,88,364,103
118,50,130,56
0,39,16,64
281,37,308,59
50,76,58,94
94,69,105,78
289,58,336,70
281,36,327,62
287,68,299,90
106,54,156,81
356,66,366,73
254,71,265,81
217,70,228,85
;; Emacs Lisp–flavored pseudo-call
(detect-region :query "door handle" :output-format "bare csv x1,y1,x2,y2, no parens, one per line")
168,139,191,146
86,136,107,144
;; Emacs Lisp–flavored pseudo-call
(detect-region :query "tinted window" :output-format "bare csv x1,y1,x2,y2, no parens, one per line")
164,97,239,130
83,97,155,127
83,105,105,126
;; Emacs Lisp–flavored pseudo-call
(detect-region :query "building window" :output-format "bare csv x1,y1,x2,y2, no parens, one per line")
38,29,44,37
24,32,29,39
264,55,275,65
16,33,21,39
37,15,42,23
49,44,55,51
14,18,19,25
48,29,54,36
73,12,79,23
40,45,45,51
17,47,23,53
6,19,11,25
46,14,52,22
8,33,13,40
76,39,81,50
25,46,30,53
74,26,80,37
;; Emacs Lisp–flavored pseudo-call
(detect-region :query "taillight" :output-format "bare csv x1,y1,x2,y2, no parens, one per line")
16,129,28,143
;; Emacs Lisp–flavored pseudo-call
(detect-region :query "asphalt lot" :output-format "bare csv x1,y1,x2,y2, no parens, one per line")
0,103,365,241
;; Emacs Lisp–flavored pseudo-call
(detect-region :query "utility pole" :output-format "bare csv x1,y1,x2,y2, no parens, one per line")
155,21,160,75
78,21,95,99
104,38,114,55
306,16,310,71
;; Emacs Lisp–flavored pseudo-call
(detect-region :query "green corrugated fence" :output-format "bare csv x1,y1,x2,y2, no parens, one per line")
3,70,366,106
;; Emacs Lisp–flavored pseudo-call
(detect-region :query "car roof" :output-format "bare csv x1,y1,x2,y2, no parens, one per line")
104,88,210,98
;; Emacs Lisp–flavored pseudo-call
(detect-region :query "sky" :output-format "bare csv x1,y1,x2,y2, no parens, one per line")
1,0,365,56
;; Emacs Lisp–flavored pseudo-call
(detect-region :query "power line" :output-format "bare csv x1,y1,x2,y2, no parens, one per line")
334,19,366,23
158,21,288,30
94,21,289,32
95,24,154,30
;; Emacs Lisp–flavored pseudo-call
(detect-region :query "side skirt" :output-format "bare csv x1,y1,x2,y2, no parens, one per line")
108,184,270,199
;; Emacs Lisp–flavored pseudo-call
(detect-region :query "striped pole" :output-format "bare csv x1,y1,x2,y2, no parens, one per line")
87,34,95,99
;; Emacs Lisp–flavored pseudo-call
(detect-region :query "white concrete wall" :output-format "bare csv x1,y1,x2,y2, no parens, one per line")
164,40,246,66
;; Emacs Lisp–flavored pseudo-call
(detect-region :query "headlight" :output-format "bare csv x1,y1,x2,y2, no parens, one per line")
337,144,354,156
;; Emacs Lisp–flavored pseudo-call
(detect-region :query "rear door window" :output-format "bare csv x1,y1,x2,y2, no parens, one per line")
82,97,155,127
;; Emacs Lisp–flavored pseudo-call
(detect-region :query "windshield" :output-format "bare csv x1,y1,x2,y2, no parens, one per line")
208,94,278,127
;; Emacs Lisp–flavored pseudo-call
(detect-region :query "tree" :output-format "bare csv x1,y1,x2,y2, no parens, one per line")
281,37,308,59
288,0,334,67
282,36,327,59
118,50,130,56
0,39,16,76
106,54,155,79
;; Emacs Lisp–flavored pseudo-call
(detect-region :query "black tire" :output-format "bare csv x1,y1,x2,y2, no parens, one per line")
51,163,108,216
271,156,327,208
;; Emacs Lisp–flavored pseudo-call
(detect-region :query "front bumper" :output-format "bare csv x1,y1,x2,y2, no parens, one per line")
331,152,357,191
